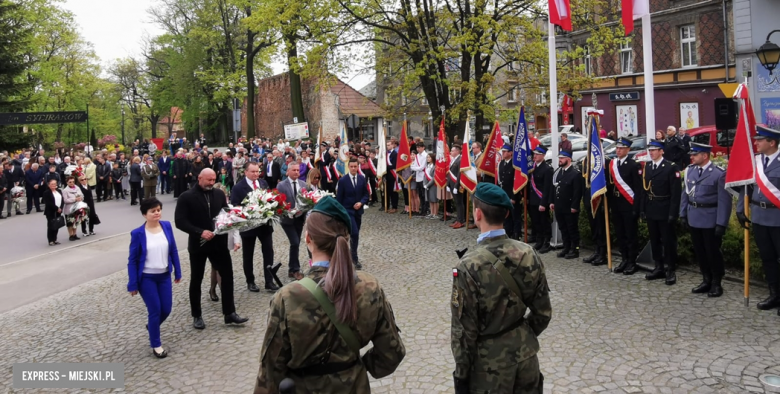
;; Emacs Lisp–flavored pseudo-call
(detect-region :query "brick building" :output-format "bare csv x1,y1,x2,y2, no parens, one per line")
570,0,736,137
243,73,384,143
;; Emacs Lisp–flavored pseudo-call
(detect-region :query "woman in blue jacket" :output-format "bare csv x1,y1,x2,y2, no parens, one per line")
127,197,182,358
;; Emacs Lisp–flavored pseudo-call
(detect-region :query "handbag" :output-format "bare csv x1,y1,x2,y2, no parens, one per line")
48,215,65,230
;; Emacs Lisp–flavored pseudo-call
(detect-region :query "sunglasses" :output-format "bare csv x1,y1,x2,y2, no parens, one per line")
314,177,321,180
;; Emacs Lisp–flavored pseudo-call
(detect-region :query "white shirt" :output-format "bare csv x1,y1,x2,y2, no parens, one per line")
52,190,62,208
246,177,261,190
410,150,427,182
651,157,663,169
267,161,273,177
143,230,169,274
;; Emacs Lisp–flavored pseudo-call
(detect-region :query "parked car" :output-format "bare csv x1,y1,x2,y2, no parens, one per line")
687,125,737,157
538,132,586,150
575,136,647,171
547,138,614,163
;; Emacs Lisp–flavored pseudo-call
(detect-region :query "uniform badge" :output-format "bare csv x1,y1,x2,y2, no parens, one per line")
451,288,460,308
638,169,643,175
453,268,458,277
675,171,680,178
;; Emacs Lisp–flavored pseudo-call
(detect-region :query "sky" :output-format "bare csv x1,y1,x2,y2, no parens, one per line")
61,0,373,91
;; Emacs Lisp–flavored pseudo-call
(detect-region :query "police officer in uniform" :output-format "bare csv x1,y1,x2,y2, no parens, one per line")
551,150,583,259
680,143,732,297
498,145,521,239
529,146,553,253
451,183,551,393
606,137,642,274
641,140,682,285
737,125,780,314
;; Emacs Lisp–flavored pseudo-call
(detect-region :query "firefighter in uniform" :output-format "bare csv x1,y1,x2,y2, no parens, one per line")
529,146,553,253
451,182,551,393
680,143,732,297
641,140,682,285
498,145,521,239
551,150,583,259
606,137,642,275
737,125,780,315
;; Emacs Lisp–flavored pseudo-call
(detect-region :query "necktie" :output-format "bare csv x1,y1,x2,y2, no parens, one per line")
352,176,357,189
292,180,297,196
698,168,702,177
253,180,258,190
764,156,770,169
653,163,657,171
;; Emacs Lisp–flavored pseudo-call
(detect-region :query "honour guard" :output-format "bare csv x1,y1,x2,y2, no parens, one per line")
641,140,682,285
737,125,780,314
451,183,551,393
606,137,642,275
529,146,553,253
680,143,732,297
498,145,521,239
551,150,583,259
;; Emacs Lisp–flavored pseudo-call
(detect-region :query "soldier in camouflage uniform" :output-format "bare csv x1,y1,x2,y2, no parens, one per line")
451,182,552,393
254,197,405,394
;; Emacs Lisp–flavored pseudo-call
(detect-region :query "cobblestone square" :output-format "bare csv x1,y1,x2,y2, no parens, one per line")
1,209,779,393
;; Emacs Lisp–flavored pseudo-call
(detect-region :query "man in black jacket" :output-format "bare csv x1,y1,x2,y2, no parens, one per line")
551,150,583,259
174,168,249,329
95,156,111,202
529,146,553,253
607,137,643,275
498,145,521,239
663,126,689,170
263,152,281,189
3,159,24,217
0,163,7,219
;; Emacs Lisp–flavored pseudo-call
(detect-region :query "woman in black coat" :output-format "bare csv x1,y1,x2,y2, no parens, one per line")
129,157,143,205
42,179,64,245
172,153,190,198
189,156,205,188
77,176,98,237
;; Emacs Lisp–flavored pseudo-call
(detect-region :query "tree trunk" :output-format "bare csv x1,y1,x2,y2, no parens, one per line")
287,38,305,124
150,114,159,139
56,123,63,143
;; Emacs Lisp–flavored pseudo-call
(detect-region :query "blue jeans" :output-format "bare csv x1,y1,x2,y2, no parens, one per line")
139,272,173,348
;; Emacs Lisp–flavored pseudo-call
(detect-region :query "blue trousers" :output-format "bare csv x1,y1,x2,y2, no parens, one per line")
159,174,169,193
139,272,172,348
349,214,362,263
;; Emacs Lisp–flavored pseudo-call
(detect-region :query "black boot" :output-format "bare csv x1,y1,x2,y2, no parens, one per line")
645,261,665,280
757,286,780,310
591,254,607,266
564,247,579,259
556,248,569,258
708,276,723,298
665,269,677,285
623,260,638,275
691,274,712,294
538,239,552,254
614,258,628,273
533,238,544,250
583,252,598,263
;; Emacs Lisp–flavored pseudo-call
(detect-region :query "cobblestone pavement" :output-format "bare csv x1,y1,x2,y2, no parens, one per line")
2,208,780,393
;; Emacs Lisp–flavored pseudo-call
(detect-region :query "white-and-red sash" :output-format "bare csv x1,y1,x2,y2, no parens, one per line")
531,174,542,198
390,169,400,191
610,159,635,205
368,159,377,176
424,165,433,182
757,157,780,208
323,165,332,182
332,162,341,180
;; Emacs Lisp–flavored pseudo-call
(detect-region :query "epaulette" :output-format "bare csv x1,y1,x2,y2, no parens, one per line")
715,165,725,172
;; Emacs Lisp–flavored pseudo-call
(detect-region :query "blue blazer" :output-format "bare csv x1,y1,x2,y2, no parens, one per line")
157,156,171,173
336,174,369,217
127,221,182,292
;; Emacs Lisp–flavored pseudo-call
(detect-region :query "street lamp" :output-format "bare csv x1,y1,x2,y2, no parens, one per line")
121,102,126,145
756,30,780,76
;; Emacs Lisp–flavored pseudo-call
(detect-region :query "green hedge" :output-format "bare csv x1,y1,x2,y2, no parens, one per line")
578,201,763,279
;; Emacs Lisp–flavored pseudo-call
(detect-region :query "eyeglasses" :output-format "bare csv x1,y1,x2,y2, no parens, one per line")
313,177,321,180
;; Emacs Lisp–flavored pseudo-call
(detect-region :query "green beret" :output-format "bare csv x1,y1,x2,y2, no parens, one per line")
311,196,352,234
473,183,513,211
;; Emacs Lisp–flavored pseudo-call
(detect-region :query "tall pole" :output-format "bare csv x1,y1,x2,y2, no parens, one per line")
744,186,750,307
642,14,655,141
121,103,126,145
548,21,560,170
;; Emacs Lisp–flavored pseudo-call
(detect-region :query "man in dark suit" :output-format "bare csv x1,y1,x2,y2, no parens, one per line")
384,140,399,212
0,161,8,219
551,150,583,259
498,145,521,239
277,162,307,279
529,146,554,252
158,150,171,194
174,168,248,329
336,158,370,269
231,162,278,292
446,145,464,228
606,137,643,275
263,152,281,189
3,159,24,216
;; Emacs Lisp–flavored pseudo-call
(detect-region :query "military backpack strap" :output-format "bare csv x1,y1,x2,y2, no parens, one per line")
298,277,362,356
484,250,524,300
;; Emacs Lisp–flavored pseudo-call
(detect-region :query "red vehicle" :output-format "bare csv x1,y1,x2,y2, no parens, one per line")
687,125,736,157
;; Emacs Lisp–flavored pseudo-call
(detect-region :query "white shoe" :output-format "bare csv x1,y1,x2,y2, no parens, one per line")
82,233,89,237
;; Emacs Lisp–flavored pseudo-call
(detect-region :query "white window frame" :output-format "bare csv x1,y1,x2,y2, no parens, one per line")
680,25,697,67
508,87,517,103
584,46,593,76
620,41,633,74
421,96,428,106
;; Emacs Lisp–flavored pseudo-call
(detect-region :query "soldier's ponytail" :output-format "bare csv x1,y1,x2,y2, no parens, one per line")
306,213,358,325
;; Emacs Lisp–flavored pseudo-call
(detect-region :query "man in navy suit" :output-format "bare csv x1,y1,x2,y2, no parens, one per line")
158,150,171,194
384,140,399,212
336,158,369,269
230,162,278,292
263,152,281,189
276,162,307,279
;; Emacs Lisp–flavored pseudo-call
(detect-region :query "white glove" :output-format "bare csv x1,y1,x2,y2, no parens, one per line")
452,188,458,195
446,187,451,193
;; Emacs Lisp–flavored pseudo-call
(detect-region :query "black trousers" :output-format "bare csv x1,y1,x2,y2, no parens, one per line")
349,214,362,263
281,217,305,273
555,211,580,251
240,226,274,286
173,177,188,197
401,186,409,209
753,224,780,289
647,218,677,271
587,204,607,255
690,226,725,278
113,182,123,199
529,205,552,241
130,181,143,204
503,200,523,238
96,181,108,201
26,186,40,212
454,191,466,223
416,181,427,213
81,218,94,233
368,176,378,203
612,209,638,262
189,247,235,317
46,214,60,242
384,175,398,208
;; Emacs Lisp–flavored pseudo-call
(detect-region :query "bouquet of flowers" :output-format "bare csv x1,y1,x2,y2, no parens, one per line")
288,188,335,217
68,201,90,226
64,165,83,178
10,186,25,212
242,188,291,225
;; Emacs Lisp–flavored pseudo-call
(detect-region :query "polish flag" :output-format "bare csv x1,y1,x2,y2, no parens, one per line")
724,83,756,195
549,0,572,32
460,122,478,194
621,0,650,35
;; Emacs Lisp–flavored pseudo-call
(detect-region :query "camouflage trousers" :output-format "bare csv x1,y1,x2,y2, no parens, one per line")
469,354,543,394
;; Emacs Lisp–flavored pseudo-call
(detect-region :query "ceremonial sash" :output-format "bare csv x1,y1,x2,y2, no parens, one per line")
331,162,341,180
449,169,458,183
610,159,635,205
756,157,780,208
390,169,401,191
530,174,543,198
424,165,433,182
323,165,332,182
368,159,377,176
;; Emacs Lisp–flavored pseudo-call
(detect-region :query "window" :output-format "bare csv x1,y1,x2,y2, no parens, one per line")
716,129,736,147
584,46,593,76
692,132,710,145
620,41,633,74
508,87,517,103
421,96,428,106
680,25,697,67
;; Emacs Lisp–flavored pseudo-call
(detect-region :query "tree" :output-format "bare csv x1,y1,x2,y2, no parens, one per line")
0,0,33,151
109,57,160,139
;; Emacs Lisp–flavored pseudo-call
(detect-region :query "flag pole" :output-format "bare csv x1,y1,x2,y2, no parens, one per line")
603,197,613,271
384,177,388,212
465,192,470,229
523,187,528,243
641,13,655,141
744,186,750,307
548,20,560,170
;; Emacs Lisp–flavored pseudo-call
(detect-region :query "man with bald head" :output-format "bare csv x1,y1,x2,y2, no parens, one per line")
175,168,249,330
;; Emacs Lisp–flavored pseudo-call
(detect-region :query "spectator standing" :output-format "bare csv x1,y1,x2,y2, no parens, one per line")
77,176,99,237
129,157,143,206
83,158,97,191
95,156,111,202
24,163,45,213
142,157,160,200
277,162,307,280
111,162,125,200
42,179,64,245
62,176,84,241
158,151,171,194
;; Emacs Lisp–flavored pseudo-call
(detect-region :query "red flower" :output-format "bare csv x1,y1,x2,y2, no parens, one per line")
276,193,287,202
276,209,283,215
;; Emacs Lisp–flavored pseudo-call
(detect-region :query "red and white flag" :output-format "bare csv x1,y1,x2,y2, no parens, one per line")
621,0,650,35
725,83,756,195
477,121,502,181
434,119,450,188
460,122,478,194
549,0,572,31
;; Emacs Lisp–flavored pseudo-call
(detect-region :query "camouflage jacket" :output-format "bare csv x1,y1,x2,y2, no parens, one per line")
451,234,552,379
254,266,405,394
